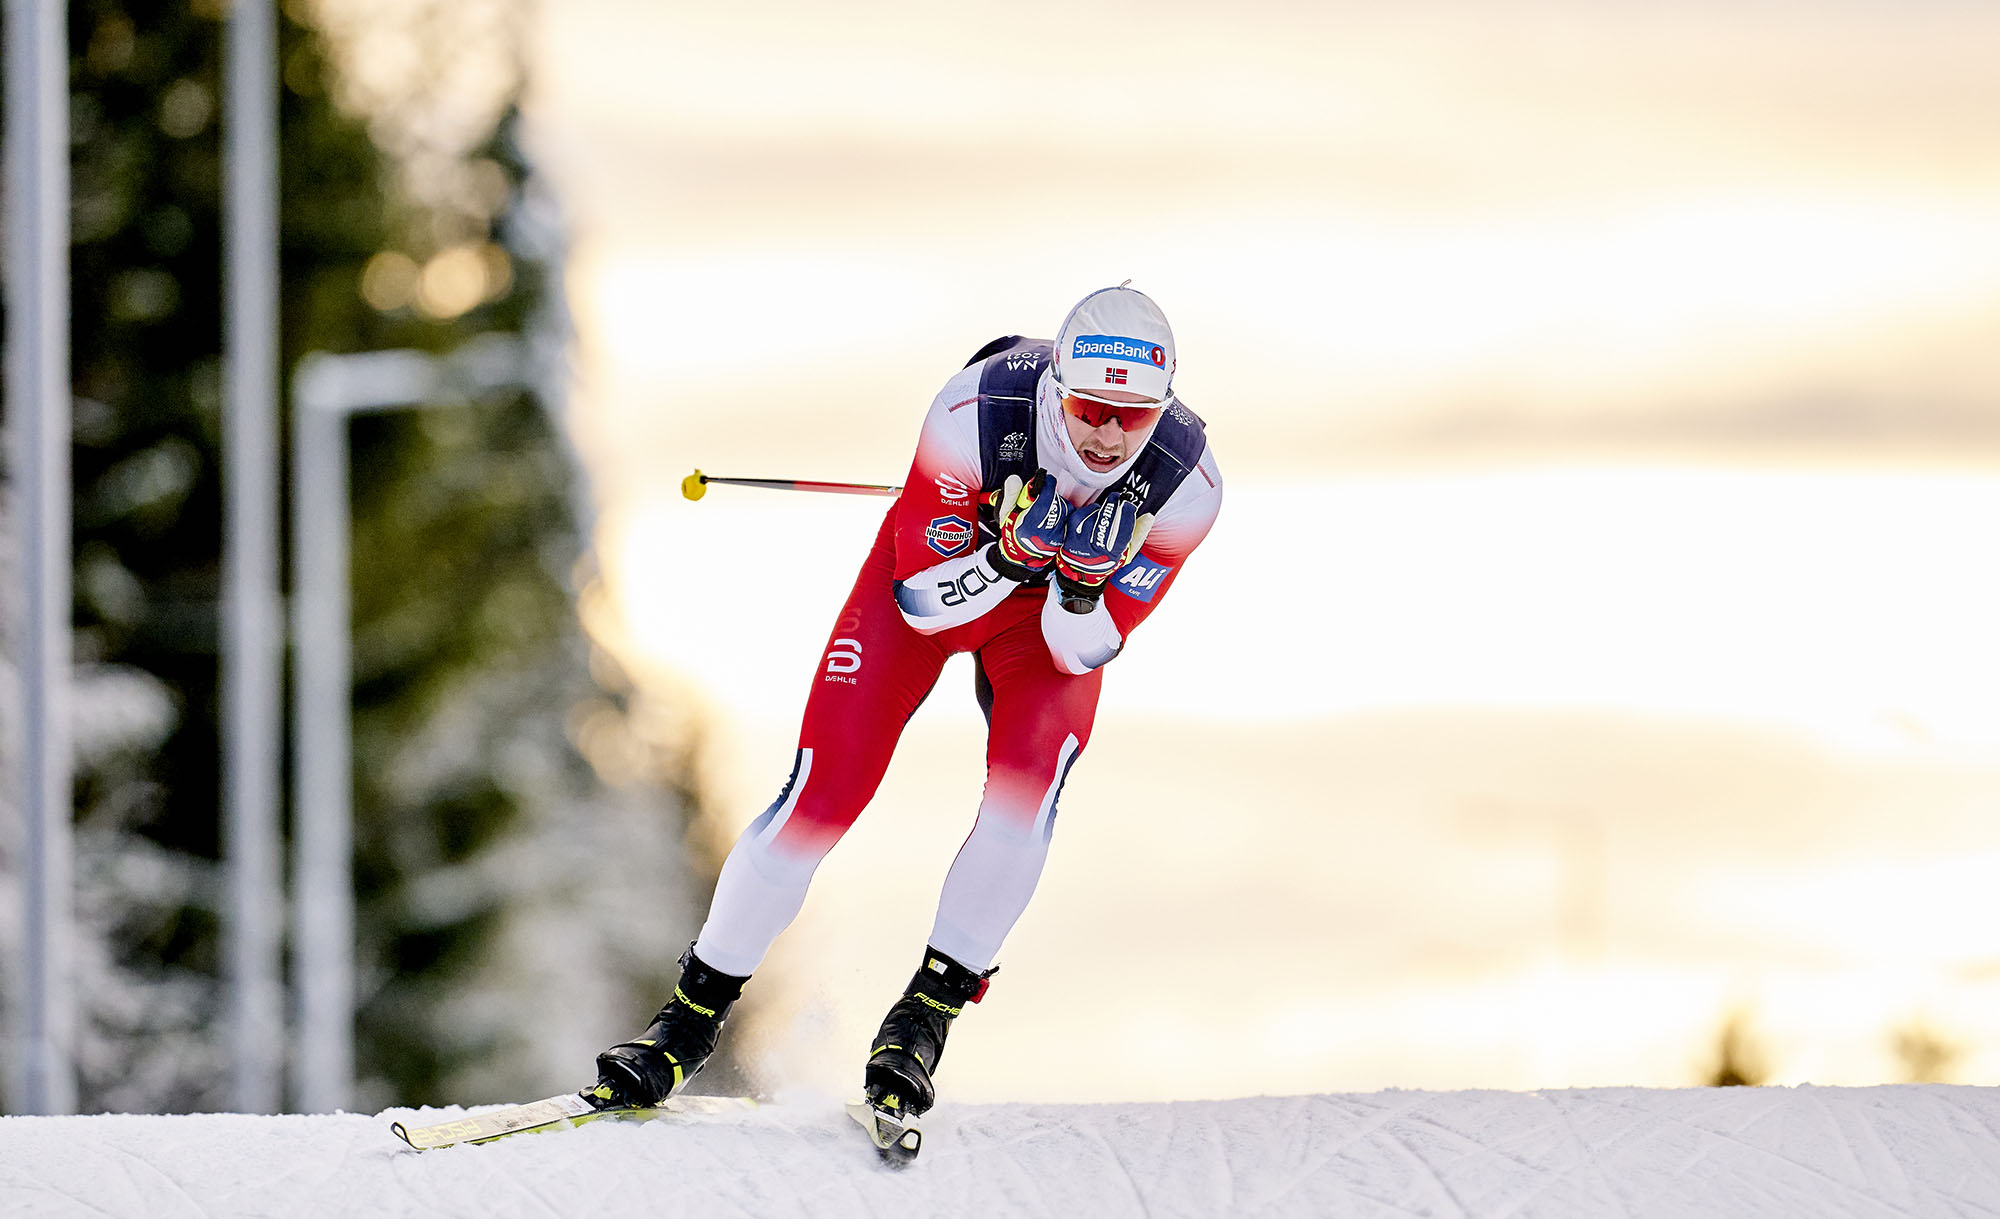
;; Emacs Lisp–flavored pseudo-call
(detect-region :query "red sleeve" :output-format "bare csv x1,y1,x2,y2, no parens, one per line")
891,389,986,581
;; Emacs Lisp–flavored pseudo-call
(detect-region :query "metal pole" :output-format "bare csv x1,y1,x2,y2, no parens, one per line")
284,344,515,1111
680,470,903,500
223,0,285,1113
5,0,74,1117
290,394,352,1113
286,352,434,1115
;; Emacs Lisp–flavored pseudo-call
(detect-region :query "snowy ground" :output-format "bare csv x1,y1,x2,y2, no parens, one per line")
4,1085,1998,1217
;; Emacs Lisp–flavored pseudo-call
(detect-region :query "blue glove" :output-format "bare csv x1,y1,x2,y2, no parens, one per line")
1056,494,1153,613
987,470,1069,581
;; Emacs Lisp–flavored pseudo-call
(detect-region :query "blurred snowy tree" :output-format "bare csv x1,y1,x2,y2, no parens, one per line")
35,0,721,1113
304,1,737,1109
1702,1010,1771,1088
1893,1022,1962,1085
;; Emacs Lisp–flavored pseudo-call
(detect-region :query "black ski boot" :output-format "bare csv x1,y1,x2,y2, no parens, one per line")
591,944,748,1108
864,946,997,1118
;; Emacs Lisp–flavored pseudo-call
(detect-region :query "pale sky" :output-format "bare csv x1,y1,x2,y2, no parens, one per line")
535,0,2000,493
521,0,2000,1097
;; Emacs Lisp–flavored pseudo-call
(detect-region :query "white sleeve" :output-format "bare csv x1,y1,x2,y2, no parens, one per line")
1041,439,1223,671
1039,582,1124,674
895,547,1023,634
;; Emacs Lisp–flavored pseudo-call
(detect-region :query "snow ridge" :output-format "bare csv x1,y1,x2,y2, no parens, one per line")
4,1085,1998,1217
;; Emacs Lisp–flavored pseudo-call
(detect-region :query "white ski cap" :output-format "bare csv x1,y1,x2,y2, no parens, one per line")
1054,283,1175,403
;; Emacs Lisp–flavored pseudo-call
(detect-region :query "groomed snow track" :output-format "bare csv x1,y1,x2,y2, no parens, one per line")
5,1085,1999,1217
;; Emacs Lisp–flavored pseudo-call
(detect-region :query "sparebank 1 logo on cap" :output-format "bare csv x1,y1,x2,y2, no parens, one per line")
1071,335,1168,368
926,515,974,557
1110,554,1173,602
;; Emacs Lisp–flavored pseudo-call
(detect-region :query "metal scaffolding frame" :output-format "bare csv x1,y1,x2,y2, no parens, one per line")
289,338,525,1113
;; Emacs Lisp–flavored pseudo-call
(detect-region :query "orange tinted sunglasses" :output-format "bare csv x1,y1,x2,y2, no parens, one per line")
1055,381,1166,432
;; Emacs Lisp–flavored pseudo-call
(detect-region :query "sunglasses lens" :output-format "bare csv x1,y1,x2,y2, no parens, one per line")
1061,393,1162,432
1061,394,1107,427
1110,403,1163,430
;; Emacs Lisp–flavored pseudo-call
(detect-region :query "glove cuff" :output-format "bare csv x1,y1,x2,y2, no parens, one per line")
986,543,1045,585
1055,572,1104,614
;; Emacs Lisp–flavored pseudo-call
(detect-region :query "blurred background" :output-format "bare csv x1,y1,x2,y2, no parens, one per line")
4,0,1999,1115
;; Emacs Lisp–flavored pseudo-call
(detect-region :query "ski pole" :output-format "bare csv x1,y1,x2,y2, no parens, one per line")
681,469,903,501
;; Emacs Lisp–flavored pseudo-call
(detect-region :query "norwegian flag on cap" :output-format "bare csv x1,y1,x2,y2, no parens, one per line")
1104,367,1128,385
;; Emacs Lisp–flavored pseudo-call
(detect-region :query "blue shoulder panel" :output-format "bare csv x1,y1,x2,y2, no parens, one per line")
974,340,1048,480
959,336,1047,572
1112,398,1208,518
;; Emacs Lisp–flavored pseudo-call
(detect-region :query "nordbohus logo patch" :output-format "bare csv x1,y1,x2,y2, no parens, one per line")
926,515,974,557
1111,554,1173,601
1071,334,1168,368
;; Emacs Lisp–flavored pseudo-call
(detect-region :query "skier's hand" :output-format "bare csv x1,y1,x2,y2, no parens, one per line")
989,470,1068,577
1056,494,1153,612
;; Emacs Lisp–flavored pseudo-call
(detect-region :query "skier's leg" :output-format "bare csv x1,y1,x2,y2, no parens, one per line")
600,519,947,1105
860,617,1101,1120
694,523,950,977
926,619,1103,970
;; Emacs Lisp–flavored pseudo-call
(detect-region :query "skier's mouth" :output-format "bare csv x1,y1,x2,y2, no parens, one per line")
1079,448,1121,471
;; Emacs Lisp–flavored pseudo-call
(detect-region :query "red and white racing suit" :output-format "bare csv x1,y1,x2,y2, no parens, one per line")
693,353,1224,976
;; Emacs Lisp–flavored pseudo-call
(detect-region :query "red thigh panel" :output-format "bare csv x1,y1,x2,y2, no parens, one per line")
761,512,1078,860
972,611,1104,839
766,517,950,859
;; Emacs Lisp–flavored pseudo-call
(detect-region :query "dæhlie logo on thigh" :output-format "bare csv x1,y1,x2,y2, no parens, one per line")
825,638,863,684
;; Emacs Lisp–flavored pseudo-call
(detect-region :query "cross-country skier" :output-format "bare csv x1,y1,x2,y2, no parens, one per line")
591,284,1224,1148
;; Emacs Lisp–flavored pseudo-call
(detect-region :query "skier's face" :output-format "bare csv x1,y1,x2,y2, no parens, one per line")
1062,393,1157,473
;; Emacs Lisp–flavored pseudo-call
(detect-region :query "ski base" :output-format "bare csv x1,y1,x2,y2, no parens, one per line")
392,1091,758,1150
846,1095,923,1167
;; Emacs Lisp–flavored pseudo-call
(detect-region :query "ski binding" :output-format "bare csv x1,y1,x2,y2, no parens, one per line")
846,1089,923,1166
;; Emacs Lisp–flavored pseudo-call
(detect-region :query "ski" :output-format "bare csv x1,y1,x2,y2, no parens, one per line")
846,1092,923,1167
391,1091,757,1150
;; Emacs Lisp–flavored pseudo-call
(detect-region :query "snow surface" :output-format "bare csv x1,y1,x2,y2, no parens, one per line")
4,1085,1999,1217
